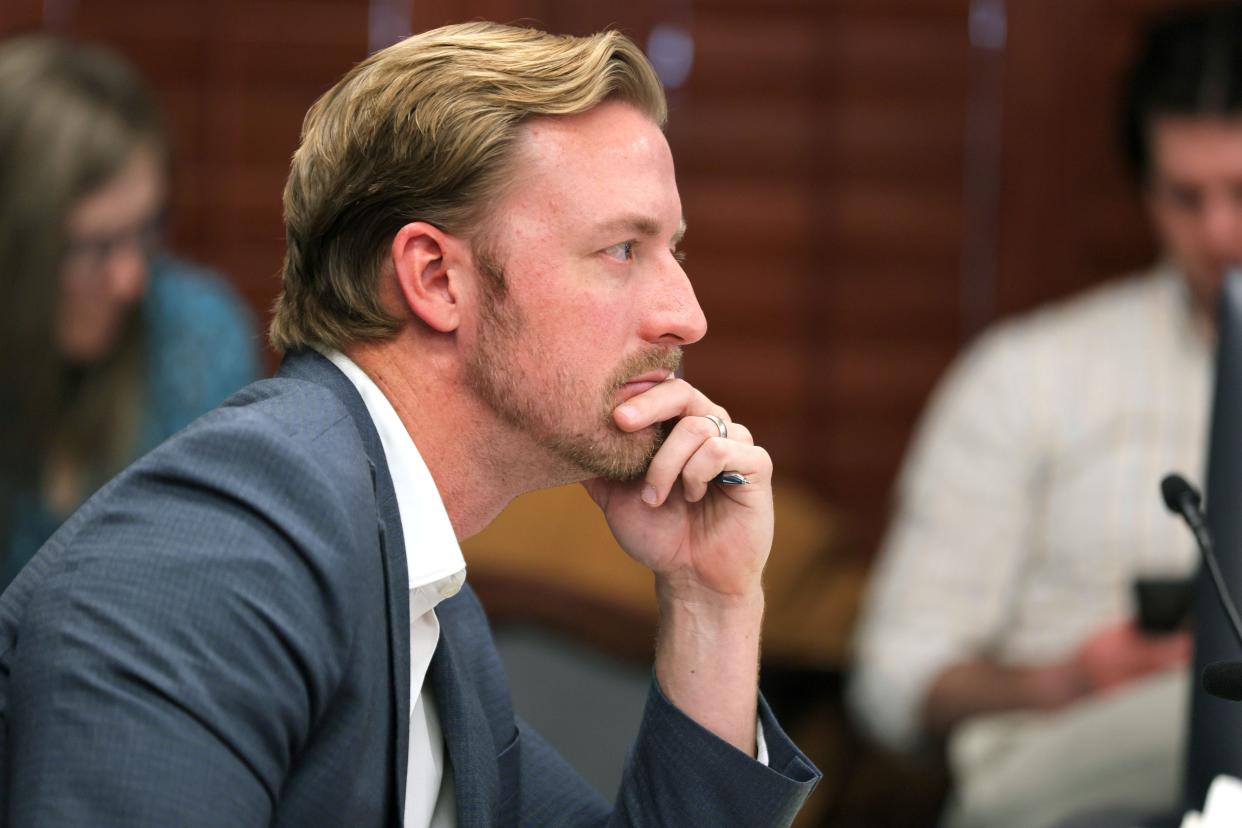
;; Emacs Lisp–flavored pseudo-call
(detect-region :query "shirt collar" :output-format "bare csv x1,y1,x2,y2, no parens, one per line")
1155,259,1214,351
318,348,467,592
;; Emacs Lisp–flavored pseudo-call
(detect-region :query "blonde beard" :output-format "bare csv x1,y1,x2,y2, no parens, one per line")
464,271,681,481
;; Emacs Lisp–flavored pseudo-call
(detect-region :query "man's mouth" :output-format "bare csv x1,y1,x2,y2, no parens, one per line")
614,370,674,403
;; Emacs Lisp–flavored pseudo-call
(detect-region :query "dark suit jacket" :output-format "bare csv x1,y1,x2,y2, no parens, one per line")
0,350,819,826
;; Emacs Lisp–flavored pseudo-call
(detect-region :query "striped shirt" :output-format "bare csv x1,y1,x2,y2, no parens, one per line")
848,264,1212,752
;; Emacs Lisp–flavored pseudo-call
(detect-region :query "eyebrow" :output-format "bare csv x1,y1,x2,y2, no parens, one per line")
596,215,687,244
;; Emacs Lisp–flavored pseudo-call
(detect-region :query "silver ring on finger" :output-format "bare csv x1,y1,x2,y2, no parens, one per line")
700,413,728,439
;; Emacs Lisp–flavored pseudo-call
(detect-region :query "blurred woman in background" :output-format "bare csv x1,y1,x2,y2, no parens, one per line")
0,34,259,590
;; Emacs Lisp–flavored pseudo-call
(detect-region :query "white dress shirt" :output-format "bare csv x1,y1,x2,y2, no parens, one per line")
849,265,1212,752
323,350,465,828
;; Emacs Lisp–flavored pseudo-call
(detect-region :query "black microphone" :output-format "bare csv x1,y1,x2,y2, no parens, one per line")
1161,472,1201,513
1203,661,1242,702
1162,472,1242,701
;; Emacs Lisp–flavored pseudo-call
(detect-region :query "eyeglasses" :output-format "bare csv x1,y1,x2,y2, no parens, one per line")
63,209,168,274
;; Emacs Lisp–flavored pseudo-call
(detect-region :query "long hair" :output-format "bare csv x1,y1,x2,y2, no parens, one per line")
0,35,166,537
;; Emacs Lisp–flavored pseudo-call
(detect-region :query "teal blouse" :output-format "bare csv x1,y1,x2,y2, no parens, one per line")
3,256,261,589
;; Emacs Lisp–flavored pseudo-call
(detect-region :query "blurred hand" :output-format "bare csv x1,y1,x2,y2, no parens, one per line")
922,621,1190,734
1073,620,1192,695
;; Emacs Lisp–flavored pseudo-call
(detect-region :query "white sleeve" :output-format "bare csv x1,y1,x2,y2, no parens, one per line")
847,325,1044,752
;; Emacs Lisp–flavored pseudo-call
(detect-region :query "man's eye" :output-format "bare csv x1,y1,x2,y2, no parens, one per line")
604,241,635,261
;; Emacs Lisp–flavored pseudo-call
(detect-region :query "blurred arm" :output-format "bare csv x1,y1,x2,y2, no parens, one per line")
848,327,1040,751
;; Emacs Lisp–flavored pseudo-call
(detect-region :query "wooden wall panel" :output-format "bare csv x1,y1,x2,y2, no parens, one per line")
0,0,43,35
804,1,971,552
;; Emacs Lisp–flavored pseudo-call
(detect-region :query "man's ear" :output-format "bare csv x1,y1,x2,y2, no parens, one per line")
391,221,467,333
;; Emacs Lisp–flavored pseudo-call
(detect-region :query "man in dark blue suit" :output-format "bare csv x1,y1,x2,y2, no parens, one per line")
0,22,820,826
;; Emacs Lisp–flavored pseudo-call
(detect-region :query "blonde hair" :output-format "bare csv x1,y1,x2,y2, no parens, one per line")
269,21,667,353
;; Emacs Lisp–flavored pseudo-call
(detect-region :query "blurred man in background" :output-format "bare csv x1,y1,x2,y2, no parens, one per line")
850,4,1242,826
0,34,259,591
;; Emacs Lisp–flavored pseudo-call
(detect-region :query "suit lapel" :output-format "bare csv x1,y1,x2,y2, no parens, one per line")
429,602,500,827
277,350,412,819
372,465,412,819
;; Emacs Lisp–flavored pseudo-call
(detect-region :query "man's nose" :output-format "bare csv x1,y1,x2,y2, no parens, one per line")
639,257,708,346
